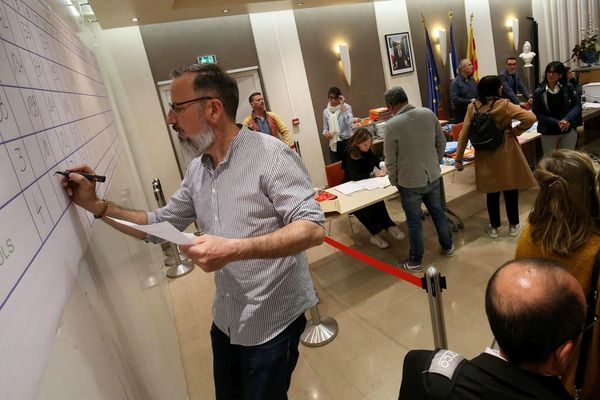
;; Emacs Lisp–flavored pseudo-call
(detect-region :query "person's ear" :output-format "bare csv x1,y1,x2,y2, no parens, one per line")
555,338,577,373
205,98,224,123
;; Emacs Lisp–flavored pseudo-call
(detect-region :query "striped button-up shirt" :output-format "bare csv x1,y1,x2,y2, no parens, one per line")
147,127,323,345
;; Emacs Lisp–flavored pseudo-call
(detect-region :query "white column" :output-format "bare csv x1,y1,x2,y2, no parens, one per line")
249,11,326,188
464,0,498,77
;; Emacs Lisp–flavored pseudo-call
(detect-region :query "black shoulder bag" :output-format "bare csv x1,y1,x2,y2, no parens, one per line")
574,249,600,399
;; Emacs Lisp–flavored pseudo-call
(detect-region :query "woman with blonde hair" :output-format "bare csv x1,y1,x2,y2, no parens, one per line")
516,149,600,398
342,129,404,248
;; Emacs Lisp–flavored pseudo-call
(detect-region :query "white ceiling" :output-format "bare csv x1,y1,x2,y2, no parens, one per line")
88,0,378,29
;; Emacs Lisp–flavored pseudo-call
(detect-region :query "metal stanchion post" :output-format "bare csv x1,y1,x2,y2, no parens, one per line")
300,303,338,347
422,265,448,349
152,178,194,278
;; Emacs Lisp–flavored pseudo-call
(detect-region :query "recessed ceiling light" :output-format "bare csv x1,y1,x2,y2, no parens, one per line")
223,9,229,13
298,2,304,5
132,17,139,22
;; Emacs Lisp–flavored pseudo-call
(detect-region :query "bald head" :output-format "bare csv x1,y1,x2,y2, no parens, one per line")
486,258,586,366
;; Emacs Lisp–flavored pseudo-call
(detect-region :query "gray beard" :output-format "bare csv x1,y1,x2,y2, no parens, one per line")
179,126,215,158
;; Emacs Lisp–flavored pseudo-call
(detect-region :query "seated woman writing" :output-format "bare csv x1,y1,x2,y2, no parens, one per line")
342,129,405,248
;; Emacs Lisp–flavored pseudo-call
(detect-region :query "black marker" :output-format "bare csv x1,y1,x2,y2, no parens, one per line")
55,171,106,182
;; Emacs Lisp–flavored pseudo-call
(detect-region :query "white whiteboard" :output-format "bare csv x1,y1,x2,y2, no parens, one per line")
0,0,119,397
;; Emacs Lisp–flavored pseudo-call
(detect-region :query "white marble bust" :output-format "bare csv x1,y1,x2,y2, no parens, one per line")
519,41,536,67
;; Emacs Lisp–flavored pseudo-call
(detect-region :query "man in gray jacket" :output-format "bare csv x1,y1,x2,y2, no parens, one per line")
383,87,453,272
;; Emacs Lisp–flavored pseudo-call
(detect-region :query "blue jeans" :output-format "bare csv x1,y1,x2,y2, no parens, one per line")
210,313,306,400
398,179,453,264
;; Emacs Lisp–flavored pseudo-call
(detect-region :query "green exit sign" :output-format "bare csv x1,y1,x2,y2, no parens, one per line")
197,55,217,64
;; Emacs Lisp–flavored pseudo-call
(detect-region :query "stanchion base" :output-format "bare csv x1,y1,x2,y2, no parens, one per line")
300,316,338,347
166,260,194,278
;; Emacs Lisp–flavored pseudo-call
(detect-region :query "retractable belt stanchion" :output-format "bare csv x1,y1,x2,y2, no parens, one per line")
322,236,449,348
152,178,194,278
300,303,338,347
422,266,448,349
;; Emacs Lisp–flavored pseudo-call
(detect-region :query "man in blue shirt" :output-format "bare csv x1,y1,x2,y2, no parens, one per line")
449,59,477,123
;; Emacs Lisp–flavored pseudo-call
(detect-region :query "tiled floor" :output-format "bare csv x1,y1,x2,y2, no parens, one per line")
168,167,540,400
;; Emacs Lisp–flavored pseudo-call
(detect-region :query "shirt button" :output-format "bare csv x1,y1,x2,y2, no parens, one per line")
214,216,218,222
212,188,216,193
226,293,230,297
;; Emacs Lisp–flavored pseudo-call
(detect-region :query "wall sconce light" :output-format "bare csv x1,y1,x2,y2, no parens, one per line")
338,43,351,86
510,19,519,51
437,29,447,66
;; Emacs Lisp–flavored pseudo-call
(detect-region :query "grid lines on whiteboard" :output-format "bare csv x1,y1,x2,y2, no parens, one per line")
0,0,119,310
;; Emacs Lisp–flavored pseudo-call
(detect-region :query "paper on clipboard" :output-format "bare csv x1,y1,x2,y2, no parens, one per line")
108,217,196,245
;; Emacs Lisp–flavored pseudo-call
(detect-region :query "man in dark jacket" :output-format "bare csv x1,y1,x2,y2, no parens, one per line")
499,57,532,107
398,258,587,399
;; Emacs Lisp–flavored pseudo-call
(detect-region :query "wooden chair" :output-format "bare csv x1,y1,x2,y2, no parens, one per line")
324,161,358,244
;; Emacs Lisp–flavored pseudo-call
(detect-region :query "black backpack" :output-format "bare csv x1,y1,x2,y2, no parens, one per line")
469,98,504,151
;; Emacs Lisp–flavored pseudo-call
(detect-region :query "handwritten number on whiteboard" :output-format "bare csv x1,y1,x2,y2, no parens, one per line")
27,95,40,118
0,6,8,30
60,130,69,150
32,194,45,225
11,52,24,74
19,20,32,41
45,95,55,114
33,57,43,78
0,95,8,122
14,147,26,172
41,137,51,158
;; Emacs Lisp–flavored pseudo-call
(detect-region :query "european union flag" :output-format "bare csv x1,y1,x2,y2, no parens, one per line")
424,28,441,115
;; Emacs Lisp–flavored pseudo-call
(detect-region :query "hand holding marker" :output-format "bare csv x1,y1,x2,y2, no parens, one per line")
55,170,106,182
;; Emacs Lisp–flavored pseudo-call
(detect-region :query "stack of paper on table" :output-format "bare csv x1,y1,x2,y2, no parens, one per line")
334,176,391,195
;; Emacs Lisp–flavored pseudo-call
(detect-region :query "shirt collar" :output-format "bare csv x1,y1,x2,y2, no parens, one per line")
545,83,561,94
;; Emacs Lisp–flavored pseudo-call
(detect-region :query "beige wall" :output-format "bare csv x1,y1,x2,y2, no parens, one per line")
294,3,388,163
405,0,468,120
139,15,260,83
489,0,534,75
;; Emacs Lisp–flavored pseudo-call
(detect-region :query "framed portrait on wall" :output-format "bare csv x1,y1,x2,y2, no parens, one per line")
385,32,414,75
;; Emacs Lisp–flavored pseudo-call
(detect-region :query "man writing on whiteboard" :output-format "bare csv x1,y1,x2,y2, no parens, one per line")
60,63,325,400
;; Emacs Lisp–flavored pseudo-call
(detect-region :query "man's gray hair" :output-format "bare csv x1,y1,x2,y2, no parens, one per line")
458,58,470,69
384,86,408,106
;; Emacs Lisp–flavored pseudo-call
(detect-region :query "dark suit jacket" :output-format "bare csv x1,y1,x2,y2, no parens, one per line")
500,69,530,104
399,350,572,400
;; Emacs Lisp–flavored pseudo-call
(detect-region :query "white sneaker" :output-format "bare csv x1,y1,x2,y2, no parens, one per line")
485,224,499,239
387,226,405,240
509,224,522,237
369,234,390,249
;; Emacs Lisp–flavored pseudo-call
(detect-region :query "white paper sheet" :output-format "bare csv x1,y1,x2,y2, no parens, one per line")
334,176,391,195
108,217,196,245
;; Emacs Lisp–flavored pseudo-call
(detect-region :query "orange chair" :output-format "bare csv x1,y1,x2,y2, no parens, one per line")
452,122,464,141
324,161,358,244
325,161,344,187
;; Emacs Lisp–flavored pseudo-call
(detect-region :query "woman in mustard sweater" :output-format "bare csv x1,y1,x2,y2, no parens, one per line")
515,149,600,399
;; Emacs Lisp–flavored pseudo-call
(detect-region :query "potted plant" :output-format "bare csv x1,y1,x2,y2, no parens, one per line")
571,17,600,66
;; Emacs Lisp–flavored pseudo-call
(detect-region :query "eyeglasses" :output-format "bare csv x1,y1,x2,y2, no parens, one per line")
546,70,560,75
169,96,214,115
580,307,599,334
328,95,339,100
507,63,518,66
